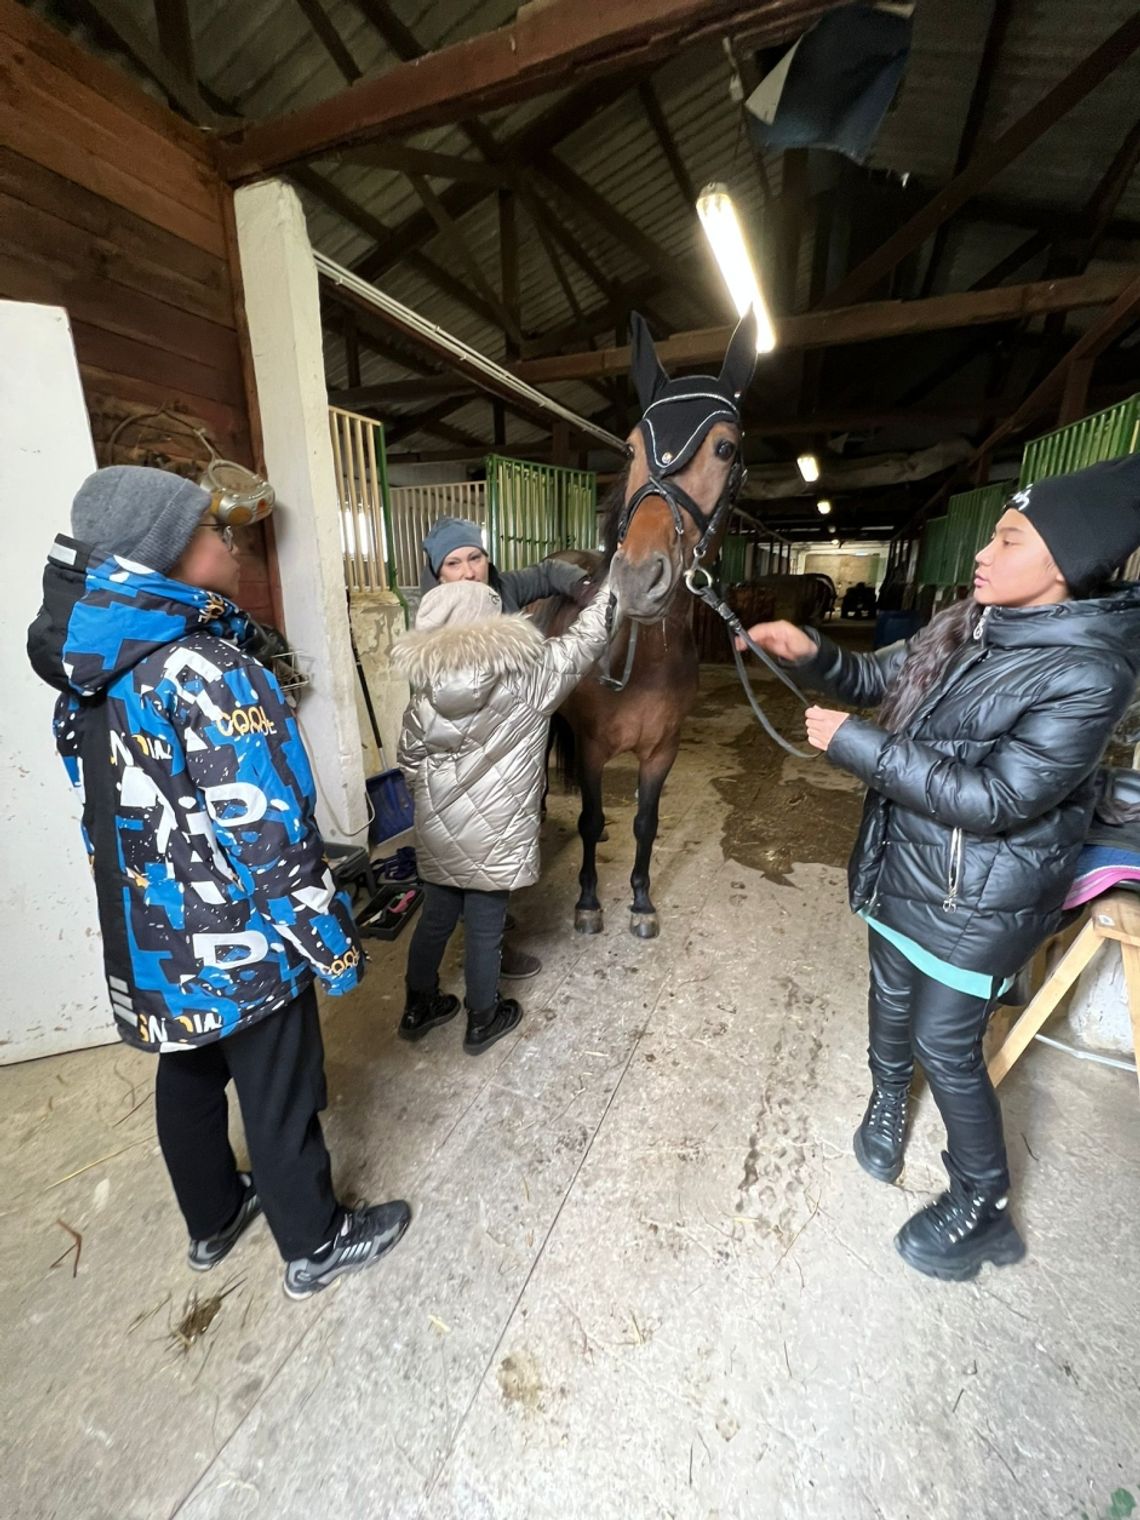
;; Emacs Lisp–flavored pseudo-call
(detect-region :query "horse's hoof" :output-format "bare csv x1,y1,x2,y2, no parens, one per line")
575,908,605,935
629,912,660,940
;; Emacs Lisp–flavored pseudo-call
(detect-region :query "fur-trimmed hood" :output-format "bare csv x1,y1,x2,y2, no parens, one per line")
393,612,544,722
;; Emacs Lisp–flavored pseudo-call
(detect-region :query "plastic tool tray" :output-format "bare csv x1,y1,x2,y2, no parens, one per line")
356,880,423,940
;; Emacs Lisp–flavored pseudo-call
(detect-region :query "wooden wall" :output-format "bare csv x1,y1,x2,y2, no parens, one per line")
0,0,280,629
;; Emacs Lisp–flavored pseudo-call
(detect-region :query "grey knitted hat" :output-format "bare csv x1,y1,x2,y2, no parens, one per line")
422,516,485,575
415,580,502,631
71,466,213,573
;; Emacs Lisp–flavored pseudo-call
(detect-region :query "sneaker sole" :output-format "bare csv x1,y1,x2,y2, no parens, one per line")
852,1125,904,1185
397,1008,460,1042
282,1214,411,1301
894,1229,1027,1282
187,1199,264,1271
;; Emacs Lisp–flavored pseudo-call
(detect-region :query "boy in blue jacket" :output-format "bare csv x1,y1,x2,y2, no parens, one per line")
28,466,408,1300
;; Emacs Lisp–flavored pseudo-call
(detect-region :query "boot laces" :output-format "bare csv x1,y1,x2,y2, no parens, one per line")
867,1087,908,1141
924,1183,986,1246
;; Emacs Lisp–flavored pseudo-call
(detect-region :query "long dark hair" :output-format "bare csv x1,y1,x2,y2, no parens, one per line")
877,598,982,732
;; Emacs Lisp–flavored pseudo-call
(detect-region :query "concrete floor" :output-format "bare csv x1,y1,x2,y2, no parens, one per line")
2,661,1138,1520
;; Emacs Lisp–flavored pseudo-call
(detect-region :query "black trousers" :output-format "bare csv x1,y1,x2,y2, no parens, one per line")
867,932,1009,1192
405,882,508,1012
154,984,341,1260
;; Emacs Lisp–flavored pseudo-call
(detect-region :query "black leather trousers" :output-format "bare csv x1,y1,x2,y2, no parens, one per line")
867,931,1009,1192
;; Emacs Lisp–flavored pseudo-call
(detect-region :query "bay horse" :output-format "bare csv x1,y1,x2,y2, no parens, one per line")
543,307,761,939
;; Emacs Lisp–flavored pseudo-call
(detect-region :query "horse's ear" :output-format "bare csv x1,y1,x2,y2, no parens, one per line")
718,306,759,402
629,311,668,410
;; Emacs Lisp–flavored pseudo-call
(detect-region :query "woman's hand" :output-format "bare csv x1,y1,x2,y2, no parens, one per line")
735,620,816,662
805,706,850,752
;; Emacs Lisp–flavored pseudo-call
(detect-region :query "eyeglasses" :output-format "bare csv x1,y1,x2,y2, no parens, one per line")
200,523,236,549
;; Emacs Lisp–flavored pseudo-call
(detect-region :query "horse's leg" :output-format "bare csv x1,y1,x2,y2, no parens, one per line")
574,749,606,935
629,747,677,940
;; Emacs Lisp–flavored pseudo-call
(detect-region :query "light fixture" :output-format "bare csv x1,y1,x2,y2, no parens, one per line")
817,499,832,515
797,452,820,483
696,183,777,353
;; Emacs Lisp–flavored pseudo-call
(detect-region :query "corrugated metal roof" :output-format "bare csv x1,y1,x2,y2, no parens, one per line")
25,0,1140,456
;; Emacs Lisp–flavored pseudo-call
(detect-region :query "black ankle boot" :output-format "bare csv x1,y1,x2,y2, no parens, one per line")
896,1158,1026,1282
399,984,460,1042
853,1084,910,1183
463,993,522,1056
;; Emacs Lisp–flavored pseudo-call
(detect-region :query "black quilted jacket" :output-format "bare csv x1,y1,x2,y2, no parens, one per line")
798,586,1140,976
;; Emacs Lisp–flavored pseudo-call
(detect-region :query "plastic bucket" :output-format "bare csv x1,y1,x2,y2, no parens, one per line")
366,768,414,846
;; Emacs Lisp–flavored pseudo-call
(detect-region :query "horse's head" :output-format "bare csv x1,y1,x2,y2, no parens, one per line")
609,308,759,622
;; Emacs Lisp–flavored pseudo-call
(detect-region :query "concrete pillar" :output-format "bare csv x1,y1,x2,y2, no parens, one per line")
1,301,109,1061
233,180,367,844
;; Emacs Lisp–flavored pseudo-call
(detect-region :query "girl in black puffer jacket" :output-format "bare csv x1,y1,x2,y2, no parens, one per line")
743,455,1140,1282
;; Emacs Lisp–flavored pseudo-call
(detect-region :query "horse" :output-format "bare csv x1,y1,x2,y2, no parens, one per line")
541,307,761,940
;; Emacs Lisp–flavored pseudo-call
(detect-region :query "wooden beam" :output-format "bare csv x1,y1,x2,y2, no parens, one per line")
153,0,196,88
292,166,508,333
637,78,696,207
499,188,521,358
1058,357,1095,426
534,151,714,323
292,0,361,84
352,73,642,284
333,141,509,187
320,286,438,377
385,398,486,447
406,172,524,347
217,0,839,178
819,11,1140,310
331,378,479,407
919,0,1014,298
513,270,1139,381
343,317,361,389
71,0,217,122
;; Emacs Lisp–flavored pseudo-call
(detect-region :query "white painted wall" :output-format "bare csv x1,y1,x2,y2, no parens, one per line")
0,302,111,1063
234,180,367,844
1067,941,1134,1057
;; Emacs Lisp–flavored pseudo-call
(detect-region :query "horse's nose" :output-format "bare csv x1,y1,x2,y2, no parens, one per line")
644,552,671,601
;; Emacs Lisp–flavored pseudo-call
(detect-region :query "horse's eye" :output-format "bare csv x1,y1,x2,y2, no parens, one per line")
715,439,736,460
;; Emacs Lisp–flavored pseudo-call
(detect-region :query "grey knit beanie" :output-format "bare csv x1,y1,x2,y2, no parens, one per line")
415,581,502,631
71,466,213,573
422,516,486,575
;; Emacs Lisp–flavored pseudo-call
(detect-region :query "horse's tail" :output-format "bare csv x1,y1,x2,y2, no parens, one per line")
548,712,577,791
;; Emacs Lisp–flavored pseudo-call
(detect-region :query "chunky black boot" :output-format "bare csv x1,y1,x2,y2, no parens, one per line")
853,1084,910,1183
398,983,460,1042
895,1158,1026,1282
463,993,522,1056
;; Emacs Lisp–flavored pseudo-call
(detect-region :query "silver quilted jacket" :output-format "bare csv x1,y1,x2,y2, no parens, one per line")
392,591,612,891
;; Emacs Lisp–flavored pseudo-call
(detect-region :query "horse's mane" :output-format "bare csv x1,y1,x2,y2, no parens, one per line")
599,464,631,567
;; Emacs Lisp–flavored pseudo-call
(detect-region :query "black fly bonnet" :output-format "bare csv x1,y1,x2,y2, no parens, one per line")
614,307,760,563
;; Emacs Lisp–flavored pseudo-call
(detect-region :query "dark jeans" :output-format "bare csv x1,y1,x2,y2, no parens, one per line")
867,932,1009,1192
154,984,341,1260
406,882,508,1012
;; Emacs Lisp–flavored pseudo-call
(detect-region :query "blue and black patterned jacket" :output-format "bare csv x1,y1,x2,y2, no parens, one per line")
27,536,364,1052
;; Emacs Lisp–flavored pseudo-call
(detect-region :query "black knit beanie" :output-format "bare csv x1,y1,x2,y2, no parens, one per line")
1012,453,1140,594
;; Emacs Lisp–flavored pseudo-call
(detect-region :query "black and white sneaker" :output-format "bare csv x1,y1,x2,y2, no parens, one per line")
283,1201,411,1300
188,1173,263,1272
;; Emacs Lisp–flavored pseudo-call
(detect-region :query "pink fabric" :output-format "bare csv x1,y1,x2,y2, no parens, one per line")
1064,864,1140,910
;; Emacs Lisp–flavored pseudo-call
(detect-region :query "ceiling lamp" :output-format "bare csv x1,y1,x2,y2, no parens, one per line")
696,183,777,353
797,452,820,483
817,499,832,515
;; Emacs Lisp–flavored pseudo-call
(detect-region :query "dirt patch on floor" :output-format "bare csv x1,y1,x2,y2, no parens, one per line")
693,675,866,885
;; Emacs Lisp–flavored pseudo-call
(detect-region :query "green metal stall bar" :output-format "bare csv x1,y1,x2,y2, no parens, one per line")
1019,394,1140,487
486,455,598,572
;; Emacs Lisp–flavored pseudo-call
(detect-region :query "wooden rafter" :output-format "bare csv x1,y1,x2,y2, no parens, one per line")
292,0,361,84
333,141,508,187
292,166,510,334
331,379,481,407
498,188,521,357
819,11,1140,310
70,0,216,122
405,173,524,347
919,0,1014,298
152,0,196,89
513,269,1139,382
637,78,696,207
217,1,842,180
